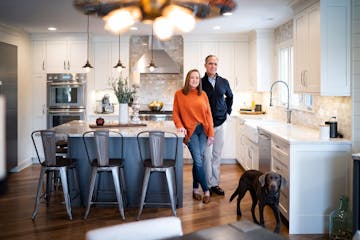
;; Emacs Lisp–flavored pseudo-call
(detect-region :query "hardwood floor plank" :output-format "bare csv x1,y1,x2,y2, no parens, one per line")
0,164,327,239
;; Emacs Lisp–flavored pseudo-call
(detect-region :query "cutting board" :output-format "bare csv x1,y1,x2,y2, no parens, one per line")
239,111,265,115
89,123,147,128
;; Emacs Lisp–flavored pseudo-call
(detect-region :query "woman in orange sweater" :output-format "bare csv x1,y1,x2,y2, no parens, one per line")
173,69,214,204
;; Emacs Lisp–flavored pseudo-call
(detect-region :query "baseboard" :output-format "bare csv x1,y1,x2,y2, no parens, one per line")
8,157,33,173
184,158,238,165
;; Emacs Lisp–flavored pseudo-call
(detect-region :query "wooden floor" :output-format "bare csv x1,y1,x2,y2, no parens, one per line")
0,163,328,240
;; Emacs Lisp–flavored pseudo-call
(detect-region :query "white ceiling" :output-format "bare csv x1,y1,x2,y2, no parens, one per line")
0,0,294,36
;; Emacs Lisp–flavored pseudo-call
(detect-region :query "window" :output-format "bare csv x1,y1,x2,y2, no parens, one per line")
276,44,313,111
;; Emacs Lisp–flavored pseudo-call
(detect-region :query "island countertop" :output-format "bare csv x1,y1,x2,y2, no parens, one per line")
52,120,183,137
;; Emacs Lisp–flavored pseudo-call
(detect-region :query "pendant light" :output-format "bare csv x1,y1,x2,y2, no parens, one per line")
82,14,93,72
113,33,126,72
147,26,157,72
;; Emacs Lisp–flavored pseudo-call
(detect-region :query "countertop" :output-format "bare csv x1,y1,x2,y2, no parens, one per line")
52,120,183,137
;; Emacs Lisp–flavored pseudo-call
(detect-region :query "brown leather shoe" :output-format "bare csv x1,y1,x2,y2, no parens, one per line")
193,192,202,201
202,195,210,204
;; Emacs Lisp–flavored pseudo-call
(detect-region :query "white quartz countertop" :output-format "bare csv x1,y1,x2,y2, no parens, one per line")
52,120,183,138
259,123,351,145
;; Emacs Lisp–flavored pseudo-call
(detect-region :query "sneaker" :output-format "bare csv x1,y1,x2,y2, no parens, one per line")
210,186,225,196
202,195,211,204
192,192,202,201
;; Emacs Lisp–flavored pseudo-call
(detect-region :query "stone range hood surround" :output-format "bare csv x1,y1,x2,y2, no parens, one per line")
134,36,180,74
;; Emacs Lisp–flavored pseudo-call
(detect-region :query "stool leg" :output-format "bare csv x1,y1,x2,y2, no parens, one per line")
111,167,125,220
59,167,72,220
119,167,127,207
165,167,177,216
84,167,97,219
32,167,46,220
137,168,151,220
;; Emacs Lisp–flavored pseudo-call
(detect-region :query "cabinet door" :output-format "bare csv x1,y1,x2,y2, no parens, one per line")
222,118,236,159
217,42,235,89
31,41,46,74
294,11,309,92
94,41,113,90
306,4,320,93
31,74,47,130
184,41,202,77
68,41,88,73
46,41,68,73
234,42,250,91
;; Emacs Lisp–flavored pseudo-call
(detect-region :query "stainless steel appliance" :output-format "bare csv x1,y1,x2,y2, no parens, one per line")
47,73,86,128
258,129,271,173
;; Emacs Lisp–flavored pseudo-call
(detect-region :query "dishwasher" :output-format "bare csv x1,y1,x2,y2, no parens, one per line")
258,128,271,173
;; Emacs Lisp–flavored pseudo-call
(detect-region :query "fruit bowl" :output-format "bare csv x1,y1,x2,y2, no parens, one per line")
148,101,163,111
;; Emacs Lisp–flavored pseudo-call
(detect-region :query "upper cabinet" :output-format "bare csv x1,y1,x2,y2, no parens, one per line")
293,2,320,93
248,29,274,92
47,40,87,73
183,34,249,91
293,0,350,96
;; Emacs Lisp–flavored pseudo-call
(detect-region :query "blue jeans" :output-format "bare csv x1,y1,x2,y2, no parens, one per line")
186,124,208,192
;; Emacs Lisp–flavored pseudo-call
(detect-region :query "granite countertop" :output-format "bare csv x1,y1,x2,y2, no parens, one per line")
52,120,183,137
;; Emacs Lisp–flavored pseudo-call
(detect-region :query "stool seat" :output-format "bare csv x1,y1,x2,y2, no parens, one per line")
143,159,175,168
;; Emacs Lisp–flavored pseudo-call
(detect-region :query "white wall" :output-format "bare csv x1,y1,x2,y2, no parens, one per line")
0,23,32,171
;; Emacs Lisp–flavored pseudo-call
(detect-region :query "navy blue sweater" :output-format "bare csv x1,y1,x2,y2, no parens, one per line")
202,73,233,127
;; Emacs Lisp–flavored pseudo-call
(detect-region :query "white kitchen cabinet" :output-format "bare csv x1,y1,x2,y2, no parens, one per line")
293,0,350,96
222,117,236,159
293,2,320,93
31,40,46,74
183,37,248,91
248,29,274,92
31,74,47,130
320,0,351,96
46,40,87,73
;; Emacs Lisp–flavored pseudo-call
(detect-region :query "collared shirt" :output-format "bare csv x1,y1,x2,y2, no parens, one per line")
207,75,216,88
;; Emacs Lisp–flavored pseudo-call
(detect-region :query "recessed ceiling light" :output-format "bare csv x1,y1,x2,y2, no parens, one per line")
222,12,232,16
48,27,57,31
130,26,138,31
213,26,221,30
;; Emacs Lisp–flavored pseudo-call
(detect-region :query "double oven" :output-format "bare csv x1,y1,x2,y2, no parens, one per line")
47,73,87,128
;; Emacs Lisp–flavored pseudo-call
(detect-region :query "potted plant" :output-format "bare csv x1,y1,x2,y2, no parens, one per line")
112,76,136,124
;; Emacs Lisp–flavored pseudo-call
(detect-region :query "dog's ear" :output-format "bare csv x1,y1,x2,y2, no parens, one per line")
259,173,266,187
280,176,288,189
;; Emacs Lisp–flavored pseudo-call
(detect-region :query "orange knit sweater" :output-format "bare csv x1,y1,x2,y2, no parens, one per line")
173,89,214,143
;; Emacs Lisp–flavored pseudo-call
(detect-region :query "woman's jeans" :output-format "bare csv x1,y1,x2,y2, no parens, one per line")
186,124,208,192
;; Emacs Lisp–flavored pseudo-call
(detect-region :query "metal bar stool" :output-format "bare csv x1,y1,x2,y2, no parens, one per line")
31,130,79,220
136,131,179,220
82,130,126,220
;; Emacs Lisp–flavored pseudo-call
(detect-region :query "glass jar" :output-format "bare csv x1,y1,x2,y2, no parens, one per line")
329,195,352,240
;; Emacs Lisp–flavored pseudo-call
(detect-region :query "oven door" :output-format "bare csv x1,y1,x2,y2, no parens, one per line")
47,109,86,128
47,82,86,109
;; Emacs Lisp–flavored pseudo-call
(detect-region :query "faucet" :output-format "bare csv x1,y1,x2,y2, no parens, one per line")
269,80,291,124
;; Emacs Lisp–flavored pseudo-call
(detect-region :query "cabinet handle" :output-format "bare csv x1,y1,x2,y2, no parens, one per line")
67,61,70,70
42,104,45,115
42,60,45,71
303,70,307,87
63,61,66,70
301,71,304,87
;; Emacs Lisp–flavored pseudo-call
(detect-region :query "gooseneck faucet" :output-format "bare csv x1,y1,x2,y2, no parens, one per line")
269,80,291,124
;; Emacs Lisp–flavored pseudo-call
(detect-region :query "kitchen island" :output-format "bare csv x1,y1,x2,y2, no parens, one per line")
52,120,184,208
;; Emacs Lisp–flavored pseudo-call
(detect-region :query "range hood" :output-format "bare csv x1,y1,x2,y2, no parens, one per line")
134,37,180,74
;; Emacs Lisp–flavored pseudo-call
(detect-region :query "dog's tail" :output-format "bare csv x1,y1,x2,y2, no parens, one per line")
229,185,240,202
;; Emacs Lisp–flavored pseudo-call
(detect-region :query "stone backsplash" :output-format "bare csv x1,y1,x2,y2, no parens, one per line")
129,35,183,111
261,94,352,139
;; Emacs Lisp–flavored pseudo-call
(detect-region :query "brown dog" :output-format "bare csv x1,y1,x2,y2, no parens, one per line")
229,170,287,233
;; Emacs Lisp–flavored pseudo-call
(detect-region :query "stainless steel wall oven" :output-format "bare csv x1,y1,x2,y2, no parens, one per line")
47,73,87,128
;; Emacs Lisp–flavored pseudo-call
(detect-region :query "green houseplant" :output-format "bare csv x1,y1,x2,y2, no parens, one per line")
112,76,136,104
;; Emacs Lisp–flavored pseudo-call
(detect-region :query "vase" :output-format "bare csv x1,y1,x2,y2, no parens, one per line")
329,195,352,240
118,103,129,124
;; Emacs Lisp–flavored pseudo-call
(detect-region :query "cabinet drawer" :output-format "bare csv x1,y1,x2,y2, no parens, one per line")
271,137,289,155
272,146,289,171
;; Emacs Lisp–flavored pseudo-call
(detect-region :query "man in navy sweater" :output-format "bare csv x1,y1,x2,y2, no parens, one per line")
201,55,233,196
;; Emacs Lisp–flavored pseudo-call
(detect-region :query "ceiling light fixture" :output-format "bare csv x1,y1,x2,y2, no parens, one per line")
148,26,157,72
113,33,126,72
73,0,236,40
82,14,93,72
